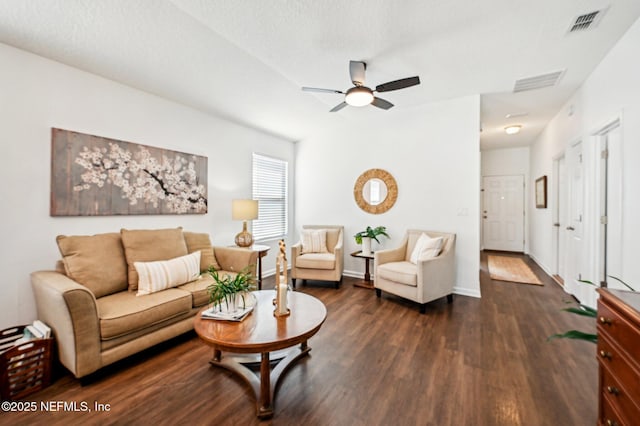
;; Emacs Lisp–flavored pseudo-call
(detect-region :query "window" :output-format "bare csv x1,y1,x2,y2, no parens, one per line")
252,153,288,241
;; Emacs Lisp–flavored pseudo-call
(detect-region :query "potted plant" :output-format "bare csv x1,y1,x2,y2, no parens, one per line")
549,276,635,343
207,265,256,314
354,226,390,256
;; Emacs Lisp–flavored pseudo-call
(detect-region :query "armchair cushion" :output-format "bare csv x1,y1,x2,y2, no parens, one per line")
296,253,336,270
96,289,192,340
134,251,201,296
56,233,128,298
377,261,417,287
301,229,328,253
121,228,188,291
409,233,443,264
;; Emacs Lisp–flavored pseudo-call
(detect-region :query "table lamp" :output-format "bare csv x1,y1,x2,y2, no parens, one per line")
232,199,259,247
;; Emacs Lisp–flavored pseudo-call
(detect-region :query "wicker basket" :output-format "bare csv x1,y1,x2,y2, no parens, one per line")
0,325,53,400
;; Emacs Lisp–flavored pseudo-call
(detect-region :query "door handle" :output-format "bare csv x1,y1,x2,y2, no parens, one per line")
553,223,560,227
566,226,575,231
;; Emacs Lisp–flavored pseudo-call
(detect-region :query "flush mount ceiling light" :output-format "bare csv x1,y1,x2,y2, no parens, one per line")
504,125,522,135
345,86,375,106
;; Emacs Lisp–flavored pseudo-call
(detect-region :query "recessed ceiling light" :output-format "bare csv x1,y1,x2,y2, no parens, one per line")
504,125,522,135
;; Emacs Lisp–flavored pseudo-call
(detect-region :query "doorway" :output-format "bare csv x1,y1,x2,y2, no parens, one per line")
482,175,525,252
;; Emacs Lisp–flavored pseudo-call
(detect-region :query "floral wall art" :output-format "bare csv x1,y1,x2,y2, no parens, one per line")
50,128,208,216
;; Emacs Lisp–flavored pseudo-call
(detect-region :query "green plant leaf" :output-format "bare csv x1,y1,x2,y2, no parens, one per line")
548,330,597,343
562,306,597,317
609,275,636,291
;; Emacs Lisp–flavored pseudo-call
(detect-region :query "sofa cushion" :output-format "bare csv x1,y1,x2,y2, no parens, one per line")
135,251,201,296
377,261,417,287
183,232,220,272
96,288,192,340
296,253,336,270
121,228,188,291
56,233,128,298
410,233,443,264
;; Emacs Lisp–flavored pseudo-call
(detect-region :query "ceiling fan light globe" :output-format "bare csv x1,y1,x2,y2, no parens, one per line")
345,86,374,107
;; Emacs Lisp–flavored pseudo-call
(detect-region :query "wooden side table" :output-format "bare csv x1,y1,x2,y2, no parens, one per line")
350,250,375,289
234,244,270,290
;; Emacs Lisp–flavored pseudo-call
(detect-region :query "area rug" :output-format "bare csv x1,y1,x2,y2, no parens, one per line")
487,255,543,286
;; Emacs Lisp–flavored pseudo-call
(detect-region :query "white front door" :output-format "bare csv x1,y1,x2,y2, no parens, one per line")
565,142,585,297
482,175,524,252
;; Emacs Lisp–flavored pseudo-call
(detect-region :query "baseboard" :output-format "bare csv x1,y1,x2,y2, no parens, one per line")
453,286,481,298
528,252,552,277
343,269,365,279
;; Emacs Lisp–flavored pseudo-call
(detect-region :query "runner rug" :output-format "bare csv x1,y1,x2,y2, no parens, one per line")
487,255,543,286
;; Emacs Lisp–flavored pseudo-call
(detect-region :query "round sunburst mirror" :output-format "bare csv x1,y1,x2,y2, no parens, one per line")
354,168,398,214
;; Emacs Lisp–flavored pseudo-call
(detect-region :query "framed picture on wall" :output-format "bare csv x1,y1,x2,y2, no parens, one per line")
535,176,547,208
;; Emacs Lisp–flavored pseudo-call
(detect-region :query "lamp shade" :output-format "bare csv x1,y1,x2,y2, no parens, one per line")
232,199,259,221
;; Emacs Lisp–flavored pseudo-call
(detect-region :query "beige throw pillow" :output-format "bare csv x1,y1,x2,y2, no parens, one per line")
121,228,188,291
410,233,443,264
301,229,328,253
135,251,201,296
183,232,221,271
56,233,128,298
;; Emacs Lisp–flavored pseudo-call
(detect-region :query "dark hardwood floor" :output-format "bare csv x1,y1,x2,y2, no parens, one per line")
3,251,597,425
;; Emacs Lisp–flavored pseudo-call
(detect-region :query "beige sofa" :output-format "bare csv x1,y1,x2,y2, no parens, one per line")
374,230,456,313
30,228,257,379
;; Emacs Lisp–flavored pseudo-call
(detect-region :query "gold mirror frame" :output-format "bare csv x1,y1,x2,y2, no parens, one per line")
354,168,398,214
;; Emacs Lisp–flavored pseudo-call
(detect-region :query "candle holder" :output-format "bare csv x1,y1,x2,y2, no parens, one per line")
274,240,291,317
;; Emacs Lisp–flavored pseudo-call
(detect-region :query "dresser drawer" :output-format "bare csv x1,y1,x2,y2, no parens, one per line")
597,334,640,401
600,363,640,423
598,300,640,370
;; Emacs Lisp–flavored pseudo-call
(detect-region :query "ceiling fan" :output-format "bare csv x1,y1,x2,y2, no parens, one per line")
302,60,420,112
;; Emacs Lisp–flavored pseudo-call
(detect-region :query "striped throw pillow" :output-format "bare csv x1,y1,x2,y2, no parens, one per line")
301,229,328,253
135,251,201,296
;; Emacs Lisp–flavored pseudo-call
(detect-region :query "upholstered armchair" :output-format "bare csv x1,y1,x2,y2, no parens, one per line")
291,225,344,289
374,230,456,313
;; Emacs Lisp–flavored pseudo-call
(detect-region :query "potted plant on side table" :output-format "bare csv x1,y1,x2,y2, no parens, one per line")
354,226,389,256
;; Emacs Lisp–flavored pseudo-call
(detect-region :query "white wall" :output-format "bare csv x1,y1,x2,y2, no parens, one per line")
529,16,640,305
480,147,530,253
295,95,481,298
0,43,295,330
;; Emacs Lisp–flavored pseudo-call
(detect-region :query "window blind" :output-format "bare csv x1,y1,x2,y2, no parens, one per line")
252,153,288,241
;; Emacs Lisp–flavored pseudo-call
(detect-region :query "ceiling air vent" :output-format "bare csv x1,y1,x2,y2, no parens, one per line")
569,10,604,32
513,70,564,93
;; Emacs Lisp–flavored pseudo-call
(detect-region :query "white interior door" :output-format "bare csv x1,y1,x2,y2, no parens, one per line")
600,124,623,288
554,155,567,282
482,175,524,252
565,142,584,297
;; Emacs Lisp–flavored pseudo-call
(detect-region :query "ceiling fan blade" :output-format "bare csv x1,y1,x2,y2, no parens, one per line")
349,61,366,86
302,87,343,94
371,97,394,110
375,76,421,92
330,102,348,112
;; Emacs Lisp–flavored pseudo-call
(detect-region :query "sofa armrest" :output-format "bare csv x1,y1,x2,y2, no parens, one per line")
213,246,258,277
30,271,101,378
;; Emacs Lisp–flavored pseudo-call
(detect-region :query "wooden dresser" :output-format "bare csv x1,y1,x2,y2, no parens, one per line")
596,288,640,426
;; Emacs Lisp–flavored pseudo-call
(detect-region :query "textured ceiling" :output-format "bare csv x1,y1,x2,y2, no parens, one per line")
1,0,639,149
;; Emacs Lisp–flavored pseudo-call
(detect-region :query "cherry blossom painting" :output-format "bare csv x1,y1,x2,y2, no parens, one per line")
51,128,207,216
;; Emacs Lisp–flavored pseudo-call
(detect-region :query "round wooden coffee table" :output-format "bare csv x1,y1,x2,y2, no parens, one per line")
194,290,327,418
